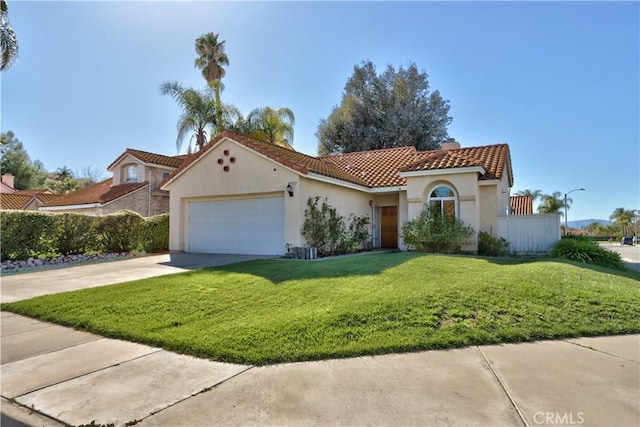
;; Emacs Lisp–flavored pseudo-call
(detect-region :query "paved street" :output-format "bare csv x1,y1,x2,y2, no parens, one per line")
601,242,640,271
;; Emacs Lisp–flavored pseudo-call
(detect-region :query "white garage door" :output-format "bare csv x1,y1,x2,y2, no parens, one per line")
187,197,285,255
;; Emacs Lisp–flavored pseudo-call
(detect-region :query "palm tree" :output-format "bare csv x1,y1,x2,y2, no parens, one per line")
1,0,18,71
159,81,239,152
239,107,295,149
514,189,542,202
55,166,74,180
609,207,636,237
194,33,229,134
537,191,569,216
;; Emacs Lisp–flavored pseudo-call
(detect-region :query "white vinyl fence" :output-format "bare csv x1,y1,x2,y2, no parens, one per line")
498,214,561,254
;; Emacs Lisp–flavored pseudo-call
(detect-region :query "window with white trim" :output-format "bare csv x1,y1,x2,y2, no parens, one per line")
125,165,137,182
428,185,457,218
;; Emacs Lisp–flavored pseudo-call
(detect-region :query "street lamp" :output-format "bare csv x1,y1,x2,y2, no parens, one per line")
564,188,586,235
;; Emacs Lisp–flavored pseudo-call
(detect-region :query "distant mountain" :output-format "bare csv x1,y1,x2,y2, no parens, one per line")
567,219,611,229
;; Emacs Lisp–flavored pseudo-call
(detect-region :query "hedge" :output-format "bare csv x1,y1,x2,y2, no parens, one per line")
0,210,169,261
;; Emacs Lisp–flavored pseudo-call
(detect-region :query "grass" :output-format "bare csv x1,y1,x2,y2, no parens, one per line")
2,253,639,365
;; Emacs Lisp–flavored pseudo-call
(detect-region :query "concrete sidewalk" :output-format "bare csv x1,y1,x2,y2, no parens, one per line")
2,312,638,427
1,253,271,303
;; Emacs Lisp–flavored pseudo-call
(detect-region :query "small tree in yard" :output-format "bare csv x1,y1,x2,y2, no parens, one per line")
401,205,473,253
301,197,371,256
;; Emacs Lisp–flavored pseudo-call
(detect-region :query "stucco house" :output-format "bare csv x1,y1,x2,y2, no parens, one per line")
0,174,61,210
161,130,514,255
39,149,185,216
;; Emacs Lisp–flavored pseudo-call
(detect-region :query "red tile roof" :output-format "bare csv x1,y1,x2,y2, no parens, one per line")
400,144,513,184
164,130,370,188
163,130,514,189
34,193,63,204
321,146,433,188
107,148,186,170
15,189,55,195
0,193,34,210
41,178,148,207
510,195,533,215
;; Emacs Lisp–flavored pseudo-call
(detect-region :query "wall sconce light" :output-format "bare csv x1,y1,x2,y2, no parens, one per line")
286,183,294,197
369,200,374,206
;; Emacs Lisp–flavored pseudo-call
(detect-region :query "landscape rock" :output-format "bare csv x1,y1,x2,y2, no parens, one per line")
0,251,141,272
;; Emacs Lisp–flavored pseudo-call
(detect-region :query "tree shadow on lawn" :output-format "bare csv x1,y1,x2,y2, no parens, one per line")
199,251,423,284
185,252,639,285
483,256,640,281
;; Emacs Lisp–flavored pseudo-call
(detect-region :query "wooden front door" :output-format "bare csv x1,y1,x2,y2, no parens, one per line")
381,206,398,248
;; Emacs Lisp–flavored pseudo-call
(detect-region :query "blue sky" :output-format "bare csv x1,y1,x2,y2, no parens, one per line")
2,1,638,221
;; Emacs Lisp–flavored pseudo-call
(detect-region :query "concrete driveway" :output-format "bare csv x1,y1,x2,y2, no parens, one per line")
1,253,272,303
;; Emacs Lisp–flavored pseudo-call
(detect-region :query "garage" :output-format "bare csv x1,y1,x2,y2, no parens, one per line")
187,197,285,255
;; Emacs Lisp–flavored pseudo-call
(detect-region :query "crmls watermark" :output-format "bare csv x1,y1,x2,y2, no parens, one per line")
533,412,585,425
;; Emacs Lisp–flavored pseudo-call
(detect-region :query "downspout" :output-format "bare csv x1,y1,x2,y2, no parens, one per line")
147,168,151,217
369,199,375,248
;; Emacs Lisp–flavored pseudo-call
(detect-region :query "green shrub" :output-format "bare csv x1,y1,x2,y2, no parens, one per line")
0,210,52,260
401,206,474,254
301,197,371,256
50,213,100,255
342,214,371,252
552,236,625,271
95,210,145,253
477,231,510,256
142,214,169,253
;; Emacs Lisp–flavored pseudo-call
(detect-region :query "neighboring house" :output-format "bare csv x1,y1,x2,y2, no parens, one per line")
1,174,16,193
509,195,533,215
0,174,61,210
162,130,514,255
39,149,186,216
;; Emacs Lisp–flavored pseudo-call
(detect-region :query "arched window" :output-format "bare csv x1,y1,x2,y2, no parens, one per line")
428,185,457,218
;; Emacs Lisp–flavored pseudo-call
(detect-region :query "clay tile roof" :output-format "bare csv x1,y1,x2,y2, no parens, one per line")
510,195,533,215
163,130,370,188
15,188,54,196
321,146,430,188
107,148,186,170
35,193,63,203
41,178,148,207
0,193,34,210
400,144,513,185
162,131,514,189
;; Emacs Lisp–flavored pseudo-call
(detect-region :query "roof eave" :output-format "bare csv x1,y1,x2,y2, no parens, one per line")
306,172,370,193
398,166,486,178
39,203,102,211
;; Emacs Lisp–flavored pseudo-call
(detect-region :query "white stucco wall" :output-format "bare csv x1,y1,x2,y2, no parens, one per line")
296,177,371,247
403,172,482,251
165,139,303,251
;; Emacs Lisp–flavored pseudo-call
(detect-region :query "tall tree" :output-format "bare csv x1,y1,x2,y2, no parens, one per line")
0,131,46,190
194,33,229,134
0,0,18,71
239,107,295,149
537,191,570,216
160,81,239,152
609,208,636,237
317,61,452,155
514,189,542,202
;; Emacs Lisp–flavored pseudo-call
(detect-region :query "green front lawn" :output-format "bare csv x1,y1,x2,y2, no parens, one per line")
3,253,639,365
